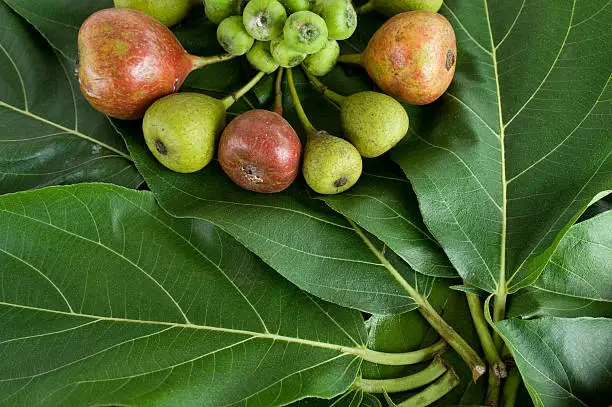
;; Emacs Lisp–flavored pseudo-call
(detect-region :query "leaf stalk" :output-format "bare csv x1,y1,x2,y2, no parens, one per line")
353,357,447,393
358,340,446,366
391,370,460,407
273,68,284,115
501,367,521,407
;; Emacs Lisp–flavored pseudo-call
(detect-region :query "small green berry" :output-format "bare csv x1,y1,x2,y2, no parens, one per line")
247,41,280,73
303,39,340,76
270,37,307,68
217,16,254,55
283,11,328,54
312,0,357,40
204,0,242,24
279,0,310,12
243,0,287,41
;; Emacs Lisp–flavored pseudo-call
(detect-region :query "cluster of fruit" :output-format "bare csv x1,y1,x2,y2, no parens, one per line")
78,1,456,195
212,0,355,77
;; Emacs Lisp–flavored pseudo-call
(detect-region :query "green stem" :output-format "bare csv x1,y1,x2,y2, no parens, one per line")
190,53,237,70
493,289,507,350
359,340,446,366
501,367,521,407
354,357,447,393
286,68,317,135
302,68,346,105
466,291,506,378
357,1,375,14
337,53,363,65
394,370,460,407
485,369,501,406
273,68,284,115
347,218,486,381
220,71,266,110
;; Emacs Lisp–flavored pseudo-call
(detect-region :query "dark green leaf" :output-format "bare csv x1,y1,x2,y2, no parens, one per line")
391,0,612,294
0,2,141,193
0,184,366,406
508,211,612,318
578,192,611,222
497,317,612,407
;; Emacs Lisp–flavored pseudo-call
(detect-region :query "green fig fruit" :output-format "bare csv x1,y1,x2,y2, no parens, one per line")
243,0,287,41
270,37,307,67
247,41,280,73
279,0,310,12
303,131,362,194
303,39,340,76
217,15,254,55
114,0,191,26
311,0,357,40
143,93,226,173
358,0,443,16
204,0,242,24
283,11,328,54
341,91,408,157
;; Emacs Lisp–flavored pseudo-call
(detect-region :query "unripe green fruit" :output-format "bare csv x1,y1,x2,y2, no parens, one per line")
311,0,357,40
217,16,254,55
340,91,408,157
243,0,287,41
143,93,226,173
303,39,339,76
283,11,328,54
114,0,191,26
303,131,362,194
204,0,242,24
360,0,443,16
270,37,307,67
246,41,280,73
279,0,310,13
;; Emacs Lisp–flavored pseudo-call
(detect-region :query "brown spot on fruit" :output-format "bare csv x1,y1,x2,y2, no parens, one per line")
446,49,455,71
333,177,348,188
155,139,168,155
242,164,264,183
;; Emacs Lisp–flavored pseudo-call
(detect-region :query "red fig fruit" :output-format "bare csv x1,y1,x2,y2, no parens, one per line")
338,10,456,105
77,8,234,119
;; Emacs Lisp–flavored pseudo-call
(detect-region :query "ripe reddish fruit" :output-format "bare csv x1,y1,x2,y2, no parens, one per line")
218,110,302,193
362,10,456,105
77,8,231,119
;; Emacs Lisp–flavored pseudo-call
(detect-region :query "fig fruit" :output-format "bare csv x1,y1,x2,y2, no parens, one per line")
247,41,280,73
217,15,254,55
113,0,191,26
338,10,456,105
311,0,357,41
270,37,307,68
243,0,287,41
303,39,340,76
358,0,443,15
204,0,242,24
77,8,234,119
283,11,328,54
279,0,310,13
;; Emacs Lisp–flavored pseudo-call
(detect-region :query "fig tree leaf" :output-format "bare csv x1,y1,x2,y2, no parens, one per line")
497,317,612,407
0,183,366,406
391,0,612,294
508,210,612,318
0,2,141,194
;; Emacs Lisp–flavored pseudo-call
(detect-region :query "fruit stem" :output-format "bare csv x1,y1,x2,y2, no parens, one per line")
190,53,238,70
391,370,460,407
360,339,446,366
221,71,266,110
337,53,363,65
273,68,284,116
501,367,521,407
347,218,487,382
286,68,318,135
466,291,506,378
302,68,345,106
353,357,447,393
357,1,375,14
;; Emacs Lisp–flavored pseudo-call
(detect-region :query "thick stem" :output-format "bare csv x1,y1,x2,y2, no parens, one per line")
286,68,317,135
346,218,486,381
354,357,447,393
302,68,345,105
337,53,363,65
493,289,507,350
220,71,266,110
394,370,460,407
466,291,507,378
190,53,237,70
357,1,375,14
359,340,446,366
273,68,284,115
485,369,501,406
501,367,521,407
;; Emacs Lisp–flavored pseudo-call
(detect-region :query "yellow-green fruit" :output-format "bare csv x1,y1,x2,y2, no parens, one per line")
340,91,408,157
217,16,254,55
143,93,226,173
204,0,242,24
303,39,340,76
247,41,279,73
303,131,362,194
270,37,307,68
361,0,443,15
114,0,191,26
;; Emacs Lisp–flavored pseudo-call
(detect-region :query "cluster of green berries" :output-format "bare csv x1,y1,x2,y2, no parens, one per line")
209,0,356,76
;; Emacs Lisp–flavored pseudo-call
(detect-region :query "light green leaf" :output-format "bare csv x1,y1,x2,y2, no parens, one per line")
0,2,141,193
392,0,612,293
0,184,366,406
497,317,612,407
508,210,612,318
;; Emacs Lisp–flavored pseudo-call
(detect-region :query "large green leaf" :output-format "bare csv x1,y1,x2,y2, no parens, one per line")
0,2,141,194
392,0,612,293
0,183,367,406
497,317,612,407
508,210,612,318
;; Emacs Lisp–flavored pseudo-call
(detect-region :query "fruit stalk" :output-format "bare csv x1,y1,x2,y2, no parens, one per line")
286,68,317,135
353,357,447,393
302,68,345,105
391,370,460,407
337,53,363,65
274,68,284,115
190,53,238,69
356,1,375,14
221,71,266,109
